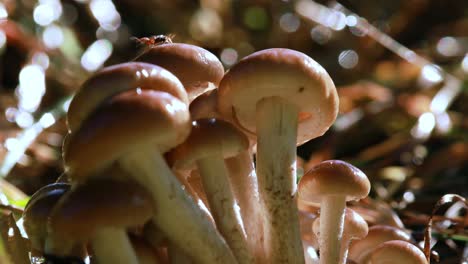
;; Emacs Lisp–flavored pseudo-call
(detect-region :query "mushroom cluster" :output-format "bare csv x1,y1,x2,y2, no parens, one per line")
21,39,428,264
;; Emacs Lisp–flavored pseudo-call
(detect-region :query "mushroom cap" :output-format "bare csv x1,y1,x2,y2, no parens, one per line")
49,178,153,242
167,118,249,170
67,62,188,133
298,160,370,204
136,43,224,100
348,225,411,263
368,240,427,264
189,89,221,120
312,208,368,240
218,48,339,145
64,90,190,181
23,183,70,250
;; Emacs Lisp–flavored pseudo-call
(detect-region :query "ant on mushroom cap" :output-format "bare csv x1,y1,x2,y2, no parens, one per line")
130,34,175,48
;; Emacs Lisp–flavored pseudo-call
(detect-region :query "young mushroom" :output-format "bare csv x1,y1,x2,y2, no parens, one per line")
348,225,411,263
298,160,370,264
64,90,236,263
190,89,265,262
367,240,428,264
22,183,86,262
47,178,153,264
218,48,339,263
313,208,368,264
136,42,224,101
167,118,254,264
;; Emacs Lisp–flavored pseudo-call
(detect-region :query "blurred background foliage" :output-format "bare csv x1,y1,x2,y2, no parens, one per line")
0,0,466,263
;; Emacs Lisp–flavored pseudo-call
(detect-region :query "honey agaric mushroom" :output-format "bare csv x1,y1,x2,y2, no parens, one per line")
64,90,236,263
136,42,224,101
368,240,428,264
348,225,411,263
313,208,368,264
23,183,87,261
48,178,153,264
218,48,338,263
298,160,370,264
66,62,188,134
190,89,265,262
167,118,254,264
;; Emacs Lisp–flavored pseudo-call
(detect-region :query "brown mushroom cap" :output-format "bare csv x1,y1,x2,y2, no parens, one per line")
64,90,190,181
136,43,224,100
189,89,221,120
67,62,188,133
49,178,153,242
23,183,70,250
167,118,249,170
368,240,427,264
218,48,338,145
348,225,411,263
298,160,370,204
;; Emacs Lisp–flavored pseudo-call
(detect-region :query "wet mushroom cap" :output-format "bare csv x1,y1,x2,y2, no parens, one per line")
49,178,153,242
64,90,190,181
67,62,188,133
136,43,224,99
23,183,70,249
368,240,427,264
298,160,370,204
167,118,249,170
218,48,339,145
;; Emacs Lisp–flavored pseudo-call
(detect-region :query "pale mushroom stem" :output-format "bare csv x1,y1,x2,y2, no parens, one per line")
120,147,237,264
197,155,254,264
319,196,346,264
92,227,138,264
256,96,304,264
225,150,265,263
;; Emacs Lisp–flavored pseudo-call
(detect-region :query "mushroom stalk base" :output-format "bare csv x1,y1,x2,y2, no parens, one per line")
256,97,304,264
168,242,193,264
319,196,346,264
91,227,138,264
226,150,265,263
120,147,237,264
197,156,254,264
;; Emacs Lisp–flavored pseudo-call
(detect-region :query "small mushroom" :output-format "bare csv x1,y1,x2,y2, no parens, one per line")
348,225,411,263
47,178,153,264
313,208,368,264
136,42,224,101
190,89,265,262
218,48,339,264
22,183,86,261
298,160,370,264
367,240,428,264
167,118,254,264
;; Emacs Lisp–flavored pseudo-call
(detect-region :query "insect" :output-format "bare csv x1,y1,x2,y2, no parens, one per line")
130,34,175,48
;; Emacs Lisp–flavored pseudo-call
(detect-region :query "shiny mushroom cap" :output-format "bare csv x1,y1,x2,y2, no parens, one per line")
298,160,370,204
218,48,339,145
64,90,190,181
136,43,224,101
67,62,188,133
49,178,153,242
23,183,70,250
368,240,427,264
